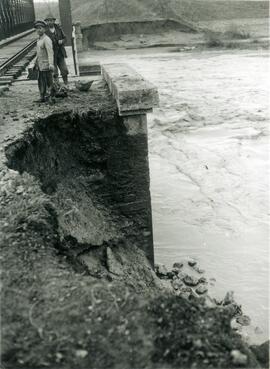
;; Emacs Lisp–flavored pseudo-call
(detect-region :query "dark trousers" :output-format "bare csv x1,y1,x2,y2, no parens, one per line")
38,70,53,99
54,55,69,84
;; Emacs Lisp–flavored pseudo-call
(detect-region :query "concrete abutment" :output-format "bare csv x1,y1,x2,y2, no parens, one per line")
101,63,159,265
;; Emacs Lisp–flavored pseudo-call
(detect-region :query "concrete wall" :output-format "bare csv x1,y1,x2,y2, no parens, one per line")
101,63,159,265
107,113,154,263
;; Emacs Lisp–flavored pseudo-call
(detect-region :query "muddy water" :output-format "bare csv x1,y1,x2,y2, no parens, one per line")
83,48,269,342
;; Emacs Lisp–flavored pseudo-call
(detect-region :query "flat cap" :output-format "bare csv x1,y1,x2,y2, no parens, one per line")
34,20,47,28
44,14,56,21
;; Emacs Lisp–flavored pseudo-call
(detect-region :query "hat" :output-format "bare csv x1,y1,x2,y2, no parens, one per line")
34,20,47,28
44,14,56,21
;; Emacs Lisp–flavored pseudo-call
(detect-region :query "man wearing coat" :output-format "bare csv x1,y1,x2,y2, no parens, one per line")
45,14,69,85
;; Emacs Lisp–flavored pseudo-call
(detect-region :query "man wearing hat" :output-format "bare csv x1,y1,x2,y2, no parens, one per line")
45,14,69,85
34,20,55,103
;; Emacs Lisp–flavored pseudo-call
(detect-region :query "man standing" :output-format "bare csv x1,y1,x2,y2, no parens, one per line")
34,20,55,103
44,14,69,85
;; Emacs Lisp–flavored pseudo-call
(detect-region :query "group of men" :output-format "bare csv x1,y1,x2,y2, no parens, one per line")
34,14,69,103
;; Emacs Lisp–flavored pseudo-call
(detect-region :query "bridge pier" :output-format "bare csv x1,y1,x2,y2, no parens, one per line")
101,63,159,265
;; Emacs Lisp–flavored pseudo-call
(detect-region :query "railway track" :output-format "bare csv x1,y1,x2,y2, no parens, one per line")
0,31,36,87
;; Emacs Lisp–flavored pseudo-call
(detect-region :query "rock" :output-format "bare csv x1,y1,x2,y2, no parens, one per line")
183,275,199,287
178,271,188,280
230,350,248,366
196,285,208,295
193,266,205,274
224,303,242,318
75,349,88,359
56,352,63,362
16,185,24,194
188,290,198,301
188,259,197,267
106,247,124,276
155,263,168,278
199,277,207,284
250,340,269,368
205,296,217,308
193,339,203,349
231,318,241,331
254,326,263,334
171,279,183,290
166,271,175,279
180,291,191,300
75,80,94,92
236,315,251,326
181,286,192,292
172,267,181,275
223,291,234,305
173,262,183,269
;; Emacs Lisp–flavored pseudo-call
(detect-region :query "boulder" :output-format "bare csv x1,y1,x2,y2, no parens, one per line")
199,277,207,284
75,349,88,359
250,340,269,368
223,291,234,305
188,259,197,267
75,80,94,92
155,263,168,278
193,266,205,274
106,247,124,276
166,271,175,280
196,285,208,295
236,315,251,326
183,275,199,287
171,279,183,291
178,271,188,280
172,267,181,275
230,350,248,366
173,262,184,269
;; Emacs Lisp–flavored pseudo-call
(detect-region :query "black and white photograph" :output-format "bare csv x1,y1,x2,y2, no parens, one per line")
0,0,269,368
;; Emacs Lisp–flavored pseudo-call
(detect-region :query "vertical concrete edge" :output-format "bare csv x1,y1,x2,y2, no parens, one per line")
101,63,159,266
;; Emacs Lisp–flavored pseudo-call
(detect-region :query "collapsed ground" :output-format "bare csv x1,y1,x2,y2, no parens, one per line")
0,79,269,368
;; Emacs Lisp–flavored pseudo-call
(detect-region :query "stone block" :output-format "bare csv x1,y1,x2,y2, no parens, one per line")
101,63,159,116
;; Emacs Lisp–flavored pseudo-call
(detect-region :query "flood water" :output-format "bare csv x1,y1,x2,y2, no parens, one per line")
83,48,269,343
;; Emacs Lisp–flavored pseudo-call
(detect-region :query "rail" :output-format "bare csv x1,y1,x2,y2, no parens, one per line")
0,39,36,77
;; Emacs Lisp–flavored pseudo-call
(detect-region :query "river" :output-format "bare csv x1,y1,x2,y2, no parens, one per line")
81,48,269,343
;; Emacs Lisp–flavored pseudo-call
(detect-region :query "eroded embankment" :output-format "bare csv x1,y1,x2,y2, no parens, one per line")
82,19,197,45
4,102,155,280
0,81,268,369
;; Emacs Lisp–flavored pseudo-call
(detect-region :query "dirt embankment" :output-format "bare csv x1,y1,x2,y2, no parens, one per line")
0,81,269,369
71,0,269,27
79,18,268,52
